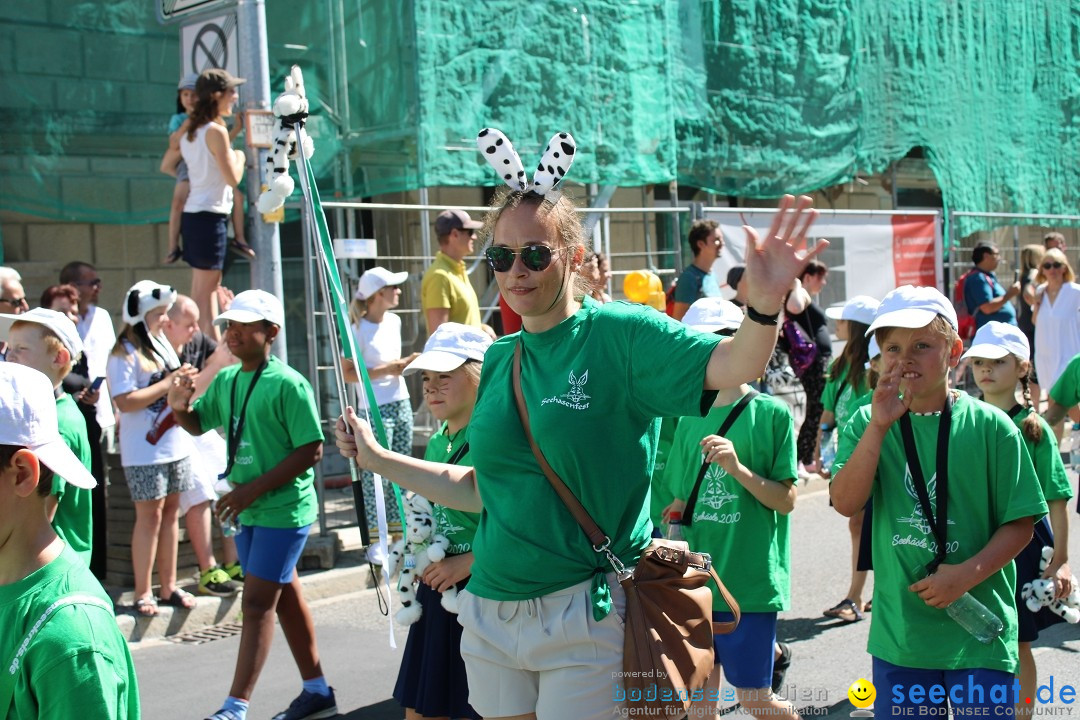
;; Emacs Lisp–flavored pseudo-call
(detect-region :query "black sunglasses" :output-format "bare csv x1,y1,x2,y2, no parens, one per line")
1043,261,1064,270
485,245,561,273
0,296,27,307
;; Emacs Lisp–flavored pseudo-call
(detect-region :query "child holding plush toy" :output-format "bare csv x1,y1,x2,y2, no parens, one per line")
962,321,1072,718
392,322,489,720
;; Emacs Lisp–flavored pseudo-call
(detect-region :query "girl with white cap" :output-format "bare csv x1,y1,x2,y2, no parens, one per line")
343,266,420,533
964,321,1072,717
106,280,195,616
391,322,491,720
820,295,879,624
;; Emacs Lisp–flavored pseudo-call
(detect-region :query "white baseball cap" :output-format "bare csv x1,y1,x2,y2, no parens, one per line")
865,285,958,336
0,308,84,361
682,297,744,333
868,336,881,360
355,267,408,301
0,363,96,489
962,321,1031,361
123,280,177,325
403,322,492,375
825,295,880,325
215,290,285,328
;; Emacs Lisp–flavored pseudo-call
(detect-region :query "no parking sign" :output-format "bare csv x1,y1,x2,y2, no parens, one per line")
180,13,238,78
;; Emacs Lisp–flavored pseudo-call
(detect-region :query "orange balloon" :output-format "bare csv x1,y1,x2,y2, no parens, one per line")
623,270,662,304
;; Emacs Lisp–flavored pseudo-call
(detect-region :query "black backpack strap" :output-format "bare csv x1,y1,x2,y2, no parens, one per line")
682,390,758,526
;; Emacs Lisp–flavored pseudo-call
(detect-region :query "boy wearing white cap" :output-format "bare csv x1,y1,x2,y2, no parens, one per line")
168,290,335,720
0,363,139,719
661,298,799,719
0,308,94,567
831,286,1047,718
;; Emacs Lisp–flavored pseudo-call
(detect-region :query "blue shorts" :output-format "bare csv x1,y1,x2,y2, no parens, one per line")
872,657,1015,718
712,611,777,690
233,524,311,584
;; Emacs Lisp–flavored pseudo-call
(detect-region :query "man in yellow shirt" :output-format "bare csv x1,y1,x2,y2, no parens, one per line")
422,209,495,337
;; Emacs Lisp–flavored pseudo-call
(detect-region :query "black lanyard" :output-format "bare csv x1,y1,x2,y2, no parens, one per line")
219,360,268,481
898,393,954,575
683,390,758,526
448,441,470,466
1007,404,1023,420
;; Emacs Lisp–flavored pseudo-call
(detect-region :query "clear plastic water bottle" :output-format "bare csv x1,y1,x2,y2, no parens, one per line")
820,427,836,473
665,511,683,541
220,513,239,538
946,592,1004,643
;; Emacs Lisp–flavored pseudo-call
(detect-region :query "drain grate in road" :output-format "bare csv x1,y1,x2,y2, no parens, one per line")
168,622,243,645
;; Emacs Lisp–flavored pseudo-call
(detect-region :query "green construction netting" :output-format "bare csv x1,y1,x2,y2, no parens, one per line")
1,1,1079,236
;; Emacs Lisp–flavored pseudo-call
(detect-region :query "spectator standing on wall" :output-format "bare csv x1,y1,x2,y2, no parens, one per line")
671,219,723,321
58,261,116,579
963,241,1019,331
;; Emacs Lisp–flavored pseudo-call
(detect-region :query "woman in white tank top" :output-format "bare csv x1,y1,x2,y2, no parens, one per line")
179,69,253,340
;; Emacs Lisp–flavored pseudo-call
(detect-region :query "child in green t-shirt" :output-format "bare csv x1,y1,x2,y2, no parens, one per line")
1045,352,1080,427
832,286,1047,718
963,321,1072,718
819,295,879,624
0,362,139,719
0,308,93,567
662,298,799,720
169,290,335,720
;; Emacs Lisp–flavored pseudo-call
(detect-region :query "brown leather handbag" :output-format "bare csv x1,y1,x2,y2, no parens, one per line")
512,343,740,718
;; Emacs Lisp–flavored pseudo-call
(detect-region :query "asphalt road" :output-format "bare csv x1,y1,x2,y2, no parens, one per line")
133,480,1080,720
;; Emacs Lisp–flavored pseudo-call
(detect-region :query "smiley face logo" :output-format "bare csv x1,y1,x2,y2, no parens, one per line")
848,678,876,709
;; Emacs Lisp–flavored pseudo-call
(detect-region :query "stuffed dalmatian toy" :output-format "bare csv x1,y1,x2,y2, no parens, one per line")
385,492,450,625
1020,546,1080,624
256,65,315,214
476,128,577,198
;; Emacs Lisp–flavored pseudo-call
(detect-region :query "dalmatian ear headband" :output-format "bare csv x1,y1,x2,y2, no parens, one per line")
476,128,577,198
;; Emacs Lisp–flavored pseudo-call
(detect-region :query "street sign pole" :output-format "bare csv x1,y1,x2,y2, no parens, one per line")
236,0,286,362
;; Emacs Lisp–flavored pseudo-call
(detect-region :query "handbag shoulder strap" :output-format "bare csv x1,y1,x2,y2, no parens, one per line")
682,390,758,527
512,341,607,548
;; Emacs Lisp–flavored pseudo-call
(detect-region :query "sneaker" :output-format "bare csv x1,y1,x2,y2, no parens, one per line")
204,709,243,720
223,561,244,581
198,567,241,597
271,688,337,720
771,642,792,695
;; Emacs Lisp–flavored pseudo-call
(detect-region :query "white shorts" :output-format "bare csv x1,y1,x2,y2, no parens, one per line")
457,572,626,720
179,431,227,515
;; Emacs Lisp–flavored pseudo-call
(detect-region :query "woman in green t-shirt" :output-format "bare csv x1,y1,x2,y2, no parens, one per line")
337,135,824,718
393,322,490,720
963,321,1072,718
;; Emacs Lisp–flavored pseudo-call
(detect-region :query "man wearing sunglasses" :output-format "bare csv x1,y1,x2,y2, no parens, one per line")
423,209,496,339
0,266,28,359
963,241,1019,332
671,220,724,322
58,261,116,578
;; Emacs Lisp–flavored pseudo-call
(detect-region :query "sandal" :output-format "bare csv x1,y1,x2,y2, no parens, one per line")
134,595,158,617
823,598,863,623
864,600,872,613
164,247,183,264
158,588,197,610
229,239,256,260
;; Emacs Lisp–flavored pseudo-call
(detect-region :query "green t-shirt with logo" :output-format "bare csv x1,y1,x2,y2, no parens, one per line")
0,545,140,719
1049,354,1080,408
832,392,1047,673
664,392,796,612
1010,406,1072,503
193,356,324,529
649,416,680,528
466,298,722,601
424,423,480,556
54,393,93,567
821,362,871,427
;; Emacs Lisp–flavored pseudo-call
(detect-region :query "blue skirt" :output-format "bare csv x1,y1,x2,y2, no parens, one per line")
393,578,480,719
1015,517,1062,642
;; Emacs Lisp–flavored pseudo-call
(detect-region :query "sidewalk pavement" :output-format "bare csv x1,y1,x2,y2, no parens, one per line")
110,526,379,643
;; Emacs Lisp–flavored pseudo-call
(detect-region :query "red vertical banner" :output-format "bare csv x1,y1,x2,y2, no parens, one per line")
892,215,937,287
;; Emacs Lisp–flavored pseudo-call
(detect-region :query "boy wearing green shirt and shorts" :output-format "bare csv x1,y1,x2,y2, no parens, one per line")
0,308,94,567
0,362,139,719
169,290,335,720
663,298,799,720
831,286,1047,717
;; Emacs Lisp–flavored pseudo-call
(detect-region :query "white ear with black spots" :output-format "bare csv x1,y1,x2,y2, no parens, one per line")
477,128,527,191
532,132,576,196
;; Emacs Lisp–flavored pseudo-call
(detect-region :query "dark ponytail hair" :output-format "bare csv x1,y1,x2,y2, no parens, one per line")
829,320,872,392
1019,373,1043,444
186,86,219,142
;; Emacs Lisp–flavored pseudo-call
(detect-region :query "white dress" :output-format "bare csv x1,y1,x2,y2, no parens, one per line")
1034,281,1080,389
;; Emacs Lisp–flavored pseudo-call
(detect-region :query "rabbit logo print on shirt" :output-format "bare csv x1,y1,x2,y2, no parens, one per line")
541,369,591,410
894,464,957,554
